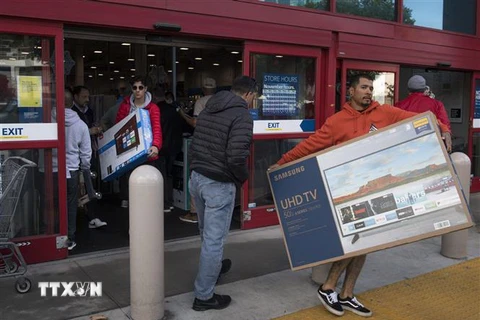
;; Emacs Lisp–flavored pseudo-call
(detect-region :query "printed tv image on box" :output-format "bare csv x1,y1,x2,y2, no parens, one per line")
322,131,465,253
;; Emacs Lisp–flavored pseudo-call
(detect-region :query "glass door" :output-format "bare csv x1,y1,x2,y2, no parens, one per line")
241,42,322,229
0,18,67,263
469,74,480,192
341,61,399,106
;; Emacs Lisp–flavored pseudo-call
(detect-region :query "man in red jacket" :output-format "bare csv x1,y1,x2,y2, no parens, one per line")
273,73,451,318
396,75,451,131
116,75,163,208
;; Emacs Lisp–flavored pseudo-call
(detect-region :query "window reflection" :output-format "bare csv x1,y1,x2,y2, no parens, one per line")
336,0,397,22
251,54,316,120
260,0,329,11
404,0,476,35
248,139,303,207
0,35,56,124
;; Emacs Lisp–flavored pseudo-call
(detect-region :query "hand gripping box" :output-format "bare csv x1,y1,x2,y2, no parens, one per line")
97,108,152,181
268,112,473,271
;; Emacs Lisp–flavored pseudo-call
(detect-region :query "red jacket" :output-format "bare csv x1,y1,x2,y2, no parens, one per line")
277,101,450,165
395,93,451,130
116,95,162,161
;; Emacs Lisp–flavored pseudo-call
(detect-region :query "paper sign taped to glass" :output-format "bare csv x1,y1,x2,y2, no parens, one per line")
267,112,472,271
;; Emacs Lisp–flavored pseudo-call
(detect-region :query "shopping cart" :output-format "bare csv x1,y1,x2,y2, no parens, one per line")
0,156,37,293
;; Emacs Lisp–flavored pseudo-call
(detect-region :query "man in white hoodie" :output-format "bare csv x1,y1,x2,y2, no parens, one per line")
65,88,105,250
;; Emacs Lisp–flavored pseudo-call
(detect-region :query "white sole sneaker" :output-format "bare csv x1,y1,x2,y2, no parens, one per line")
317,291,344,317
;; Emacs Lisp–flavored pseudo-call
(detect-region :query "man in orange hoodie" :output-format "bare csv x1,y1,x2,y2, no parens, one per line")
273,73,451,317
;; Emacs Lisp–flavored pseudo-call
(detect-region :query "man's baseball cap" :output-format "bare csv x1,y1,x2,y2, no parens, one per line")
407,75,427,90
203,77,216,89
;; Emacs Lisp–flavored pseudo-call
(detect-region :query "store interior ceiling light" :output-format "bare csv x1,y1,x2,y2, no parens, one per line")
91,66,96,69
121,43,131,46
213,63,219,66
195,57,202,60
21,52,29,55
114,70,119,73
109,61,114,64
148,54,155,57
130,68,135,71
238,60,243,63
94,50,102,54
128,58,135,61
276,55,283,58
180,47,189,51
120,76,125,79
231,51,240,54
98,74,103,76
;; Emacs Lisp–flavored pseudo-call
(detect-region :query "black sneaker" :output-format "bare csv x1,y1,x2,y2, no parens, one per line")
339,296,372,317
217,259,232,283
317,285,344,316
67,240,77,251
192,293,232,311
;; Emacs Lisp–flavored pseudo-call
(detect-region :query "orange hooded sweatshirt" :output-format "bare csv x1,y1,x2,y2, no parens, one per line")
277,101,450,165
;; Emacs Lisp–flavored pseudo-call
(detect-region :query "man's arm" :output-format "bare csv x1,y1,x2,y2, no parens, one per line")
277,119,334,165
178,108,196,127
79,124,92,170
226,113,253,184
434,100,451,131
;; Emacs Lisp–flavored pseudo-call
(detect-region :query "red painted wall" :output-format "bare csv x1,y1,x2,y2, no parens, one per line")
1,0,480,70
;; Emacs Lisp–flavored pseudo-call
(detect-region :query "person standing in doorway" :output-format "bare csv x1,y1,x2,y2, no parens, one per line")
65,88,98,250
116,75,163,208
178,77,217,223
189,76,255,311
395,75,451,131
271,73,451,317
72,86,107,229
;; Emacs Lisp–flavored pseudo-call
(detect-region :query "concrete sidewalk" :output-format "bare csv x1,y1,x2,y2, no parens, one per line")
68,228,480,320
1,192,479,320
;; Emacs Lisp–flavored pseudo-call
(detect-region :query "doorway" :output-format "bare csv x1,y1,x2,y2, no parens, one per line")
63,29,244,254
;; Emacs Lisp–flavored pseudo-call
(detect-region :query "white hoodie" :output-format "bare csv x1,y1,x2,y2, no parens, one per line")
65,108,91,173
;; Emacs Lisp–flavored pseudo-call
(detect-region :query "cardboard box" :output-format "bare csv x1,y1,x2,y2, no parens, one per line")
97,108,152,181
268,112,472,271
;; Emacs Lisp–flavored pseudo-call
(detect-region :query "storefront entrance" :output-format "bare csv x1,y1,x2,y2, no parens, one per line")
0,18,67,264
470,73,480,192
241,42,322,229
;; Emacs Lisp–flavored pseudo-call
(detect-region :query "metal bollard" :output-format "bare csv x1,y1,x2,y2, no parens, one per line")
130,165,164,320
311,263,332,285
440,152,471,259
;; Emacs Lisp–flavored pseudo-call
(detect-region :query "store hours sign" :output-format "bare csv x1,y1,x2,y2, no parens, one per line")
262,73,299,116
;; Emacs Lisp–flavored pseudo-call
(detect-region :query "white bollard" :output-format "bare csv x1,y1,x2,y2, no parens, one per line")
129,165,164,320
311,263,332,285
440,152,471,259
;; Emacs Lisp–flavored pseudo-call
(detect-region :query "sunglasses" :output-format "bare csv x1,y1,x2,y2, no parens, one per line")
132,85,145,91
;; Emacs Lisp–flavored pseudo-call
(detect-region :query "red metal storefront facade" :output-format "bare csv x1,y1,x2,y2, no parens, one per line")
1,0,480,262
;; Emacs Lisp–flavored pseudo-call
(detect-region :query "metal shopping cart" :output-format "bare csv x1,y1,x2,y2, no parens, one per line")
0,156,37,293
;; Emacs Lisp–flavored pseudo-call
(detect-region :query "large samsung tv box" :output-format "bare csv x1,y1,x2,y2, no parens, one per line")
268,112,472,271
97,108,152,181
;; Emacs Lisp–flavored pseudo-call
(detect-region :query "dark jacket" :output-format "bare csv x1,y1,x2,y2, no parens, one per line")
190,90,253,185
158,101,189,156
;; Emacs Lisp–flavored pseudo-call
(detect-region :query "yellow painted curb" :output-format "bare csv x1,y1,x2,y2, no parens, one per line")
274,258,480,320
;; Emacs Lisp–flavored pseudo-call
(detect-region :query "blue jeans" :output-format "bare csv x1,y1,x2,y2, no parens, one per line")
189,170,236,300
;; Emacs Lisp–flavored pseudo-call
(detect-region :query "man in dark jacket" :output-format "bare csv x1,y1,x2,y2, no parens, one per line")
189,76,255,311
